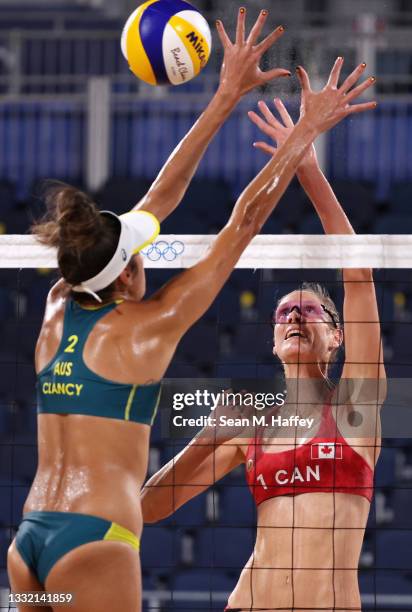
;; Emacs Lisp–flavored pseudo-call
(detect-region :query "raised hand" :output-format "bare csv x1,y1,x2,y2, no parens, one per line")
296,57,376,134
216,7,290,98
248,98,318,167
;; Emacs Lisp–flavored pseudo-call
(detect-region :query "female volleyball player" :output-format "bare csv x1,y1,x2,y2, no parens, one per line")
7,8,375,603
142,59,383,612
7,10,294,610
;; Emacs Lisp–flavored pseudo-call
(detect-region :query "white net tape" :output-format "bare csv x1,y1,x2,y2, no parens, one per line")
1,234,412,269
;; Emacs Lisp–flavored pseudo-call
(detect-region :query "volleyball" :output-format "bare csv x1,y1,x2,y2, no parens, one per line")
121,0,212,86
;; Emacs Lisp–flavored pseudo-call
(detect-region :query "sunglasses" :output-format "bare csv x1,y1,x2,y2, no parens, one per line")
271,300,338,328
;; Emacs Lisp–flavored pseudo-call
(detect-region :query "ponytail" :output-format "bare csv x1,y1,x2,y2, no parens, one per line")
32,181,120,301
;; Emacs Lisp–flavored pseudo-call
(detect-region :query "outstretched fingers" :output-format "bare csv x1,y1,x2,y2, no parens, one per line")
215,19,232,49
339,62,367,94
236,7,247,45
345,101,378,115
248,109,278,137
327,56,344,88
344,76,376,104
255,25,285,55
296,65,311,92
253,141,277,155
273,98,294,128
257,100,281,128
261,67,291,83
246,9,269,46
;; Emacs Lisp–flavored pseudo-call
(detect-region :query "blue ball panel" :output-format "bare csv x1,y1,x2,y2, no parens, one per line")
155,0,200,15
139,0,200,85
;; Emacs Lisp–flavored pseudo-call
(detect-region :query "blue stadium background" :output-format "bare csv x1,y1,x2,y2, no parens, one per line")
0,1,412,609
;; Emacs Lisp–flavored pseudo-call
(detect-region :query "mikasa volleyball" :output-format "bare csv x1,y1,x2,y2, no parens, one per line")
121,0,212,86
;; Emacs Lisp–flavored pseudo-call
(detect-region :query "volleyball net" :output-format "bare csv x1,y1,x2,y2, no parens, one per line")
1,234,412,611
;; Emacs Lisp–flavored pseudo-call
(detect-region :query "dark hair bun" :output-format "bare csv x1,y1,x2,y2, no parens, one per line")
33,181,102,255
32,181,120,291
54,185,102,252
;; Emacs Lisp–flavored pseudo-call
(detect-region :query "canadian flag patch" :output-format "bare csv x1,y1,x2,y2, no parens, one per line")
311,443,343,459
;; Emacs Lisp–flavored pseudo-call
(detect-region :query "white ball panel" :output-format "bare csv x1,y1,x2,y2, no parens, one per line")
175,9,212,49
163,23,195,85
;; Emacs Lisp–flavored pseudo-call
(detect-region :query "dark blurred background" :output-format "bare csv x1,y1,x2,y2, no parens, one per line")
0,0,412,609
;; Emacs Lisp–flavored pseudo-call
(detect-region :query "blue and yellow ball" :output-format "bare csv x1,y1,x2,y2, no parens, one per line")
121,0,212,86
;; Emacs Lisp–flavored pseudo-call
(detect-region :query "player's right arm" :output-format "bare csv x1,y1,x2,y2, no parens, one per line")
150,60,376,342
134,8,289,223
141,437,242,522
249,76,385,385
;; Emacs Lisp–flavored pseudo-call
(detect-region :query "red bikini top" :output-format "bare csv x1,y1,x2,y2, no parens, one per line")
245,405,374,504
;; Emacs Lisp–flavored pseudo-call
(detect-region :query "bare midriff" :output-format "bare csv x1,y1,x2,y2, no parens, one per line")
24,413,150,537
227,492,370,612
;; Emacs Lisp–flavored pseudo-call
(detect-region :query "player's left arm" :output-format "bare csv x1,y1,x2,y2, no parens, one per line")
297,167,386,381
248,67,385,383
135,8,289,222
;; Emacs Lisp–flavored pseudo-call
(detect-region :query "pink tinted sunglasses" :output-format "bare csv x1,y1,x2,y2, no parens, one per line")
271,300,338,327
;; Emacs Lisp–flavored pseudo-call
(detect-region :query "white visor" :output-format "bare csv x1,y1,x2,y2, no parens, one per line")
72,210,160,302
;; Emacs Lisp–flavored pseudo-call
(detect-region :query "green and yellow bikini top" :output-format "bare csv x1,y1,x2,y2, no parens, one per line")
37,299,161,425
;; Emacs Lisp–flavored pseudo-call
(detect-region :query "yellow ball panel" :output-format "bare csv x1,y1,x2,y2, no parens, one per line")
125,0,158,85
169,14,211,77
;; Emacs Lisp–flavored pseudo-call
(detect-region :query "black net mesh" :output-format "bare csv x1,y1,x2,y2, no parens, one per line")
0,265,411,611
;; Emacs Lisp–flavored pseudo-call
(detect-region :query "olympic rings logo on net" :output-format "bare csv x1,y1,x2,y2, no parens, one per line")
142,240,185,262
